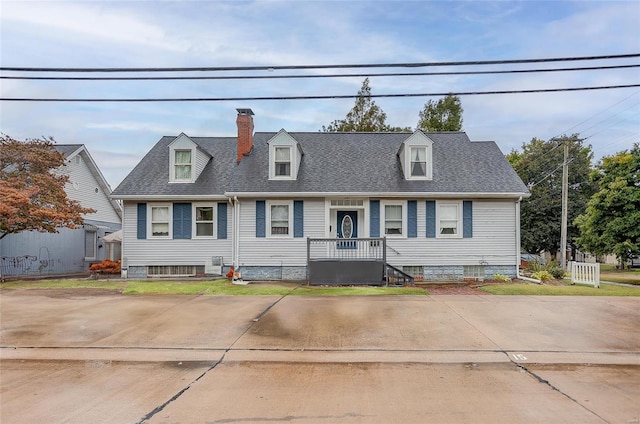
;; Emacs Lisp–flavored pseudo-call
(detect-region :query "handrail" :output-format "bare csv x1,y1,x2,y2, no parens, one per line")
385,263,414,286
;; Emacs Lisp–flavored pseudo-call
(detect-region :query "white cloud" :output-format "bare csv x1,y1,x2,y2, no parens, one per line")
2,2,183,51
1,0,638,187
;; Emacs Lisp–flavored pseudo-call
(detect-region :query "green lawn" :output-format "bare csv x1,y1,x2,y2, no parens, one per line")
597,264,640,285
0,279,426,296
0,279,127,290
3,278,639,296
480,282,640,296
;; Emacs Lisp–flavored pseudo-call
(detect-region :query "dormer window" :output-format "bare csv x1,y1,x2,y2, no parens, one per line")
275,147,291,177
268,130,301,180
410,147,427,177
399,131,433,180
174,150,192,181
168,133,210,183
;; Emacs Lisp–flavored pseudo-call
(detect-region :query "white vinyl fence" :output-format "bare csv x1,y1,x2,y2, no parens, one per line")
570,261,600,288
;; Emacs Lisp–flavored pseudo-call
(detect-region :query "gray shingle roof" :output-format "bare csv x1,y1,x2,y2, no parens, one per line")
112,131,529,197
112,136,237,197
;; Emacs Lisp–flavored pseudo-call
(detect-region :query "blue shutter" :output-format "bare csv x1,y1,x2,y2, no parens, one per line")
294,200,304,238
408,200,417,238
137,203,147,239
463,201,473,238
425,200,436,238
173,203,192,239
370,200,380,237
217,202,227,239
256,200,266,238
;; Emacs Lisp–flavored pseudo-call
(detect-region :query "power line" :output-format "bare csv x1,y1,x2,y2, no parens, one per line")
529,157,576,188
2,83,639,102
584,114,638,139
2,64,638,81
601,134,640,154
2,53,638,73
555,91,640,135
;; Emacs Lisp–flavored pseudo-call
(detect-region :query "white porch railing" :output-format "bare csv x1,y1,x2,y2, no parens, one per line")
570,261,600,288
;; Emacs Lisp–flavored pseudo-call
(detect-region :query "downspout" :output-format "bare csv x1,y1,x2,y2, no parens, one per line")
121,202,127,279
515,196,541,284
232,196,240,271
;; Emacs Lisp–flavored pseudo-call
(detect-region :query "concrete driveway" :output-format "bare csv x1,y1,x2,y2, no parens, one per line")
1,290,639,423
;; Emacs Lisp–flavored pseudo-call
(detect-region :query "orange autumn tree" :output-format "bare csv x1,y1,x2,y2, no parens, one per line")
0,134,95,240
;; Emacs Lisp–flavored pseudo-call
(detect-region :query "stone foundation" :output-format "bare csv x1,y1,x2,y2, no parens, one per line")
237,266,307,281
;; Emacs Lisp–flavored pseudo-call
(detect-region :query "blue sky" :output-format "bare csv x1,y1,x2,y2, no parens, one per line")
1,0,639,188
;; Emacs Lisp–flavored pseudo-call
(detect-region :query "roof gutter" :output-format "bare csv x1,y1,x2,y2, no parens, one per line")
110,194,229,201
223,191,531,199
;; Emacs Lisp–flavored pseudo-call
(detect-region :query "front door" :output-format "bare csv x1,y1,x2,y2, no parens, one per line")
337,211,358,249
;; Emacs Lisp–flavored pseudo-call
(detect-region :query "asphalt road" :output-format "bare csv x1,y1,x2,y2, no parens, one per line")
1,290,639,423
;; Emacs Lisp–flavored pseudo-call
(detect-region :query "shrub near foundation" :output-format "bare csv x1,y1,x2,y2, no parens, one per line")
531,270,553,282
89,260,121,274
492,274,512,282
527,260,565,279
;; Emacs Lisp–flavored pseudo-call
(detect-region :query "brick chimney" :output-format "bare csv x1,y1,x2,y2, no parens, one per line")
236,108,254,163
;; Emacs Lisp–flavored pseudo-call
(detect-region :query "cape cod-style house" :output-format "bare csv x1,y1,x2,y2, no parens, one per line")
1,145,122,278
111,109,529,284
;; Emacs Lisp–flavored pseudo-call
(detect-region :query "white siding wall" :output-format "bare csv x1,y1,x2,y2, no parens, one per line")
235,198,516,268
385,200,517,266
237,198,325,266
195,149,210,179
121,198,517,270
121,201,233,267
63,153,121,224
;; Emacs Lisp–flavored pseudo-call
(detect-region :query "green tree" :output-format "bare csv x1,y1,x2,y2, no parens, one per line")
322,78,411,132
416,94,463,131
575,144,640,267
507,135,596,257
0,134,95,240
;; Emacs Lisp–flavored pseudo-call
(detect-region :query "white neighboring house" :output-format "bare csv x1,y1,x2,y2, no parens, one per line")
111,109,530,283
0,145,122,278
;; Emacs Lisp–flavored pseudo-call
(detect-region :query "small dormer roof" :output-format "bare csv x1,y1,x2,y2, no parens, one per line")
396,130,434,155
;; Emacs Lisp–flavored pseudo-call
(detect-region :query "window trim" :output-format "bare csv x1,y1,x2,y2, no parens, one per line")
84,230,97,260
274,146,292,178
404,143,432,180
269,144,296,180
170,148,194,183
267,201,293,237
148,203,172,239
381,201,406,238
436,201,462,238
192,202,216,239
409,146,428,178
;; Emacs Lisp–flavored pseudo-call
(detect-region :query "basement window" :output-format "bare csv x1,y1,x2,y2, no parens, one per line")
147,265,205,277
463,265,485,281
403,266,424,280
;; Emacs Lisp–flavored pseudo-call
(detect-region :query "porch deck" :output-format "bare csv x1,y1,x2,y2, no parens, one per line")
307,238,413,286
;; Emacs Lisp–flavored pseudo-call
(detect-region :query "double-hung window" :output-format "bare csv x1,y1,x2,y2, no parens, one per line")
270,203,290,236
384,204,403,236
438,203,460,236
410,147,427,177
84,230,96,260
174,150,192,181
151,205,170,237
274,147,291,177
194,204,215,237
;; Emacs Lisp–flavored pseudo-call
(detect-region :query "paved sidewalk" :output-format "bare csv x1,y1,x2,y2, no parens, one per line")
1,291,639,423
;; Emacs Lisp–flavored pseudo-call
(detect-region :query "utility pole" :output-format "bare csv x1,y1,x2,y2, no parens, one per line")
560,141,569,271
